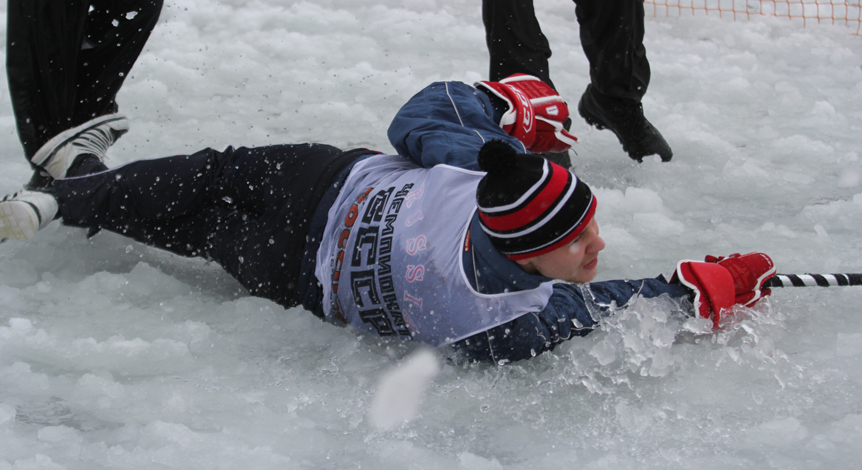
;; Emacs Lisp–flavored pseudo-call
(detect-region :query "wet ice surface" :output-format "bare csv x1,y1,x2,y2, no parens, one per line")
1,0,862,468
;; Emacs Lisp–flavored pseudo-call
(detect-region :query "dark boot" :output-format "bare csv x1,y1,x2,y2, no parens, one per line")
578,85,672,162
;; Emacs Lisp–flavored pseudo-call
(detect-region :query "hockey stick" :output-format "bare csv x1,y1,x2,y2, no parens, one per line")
764,273,862,288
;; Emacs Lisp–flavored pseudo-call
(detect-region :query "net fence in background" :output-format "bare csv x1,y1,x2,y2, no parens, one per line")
644,0,862,35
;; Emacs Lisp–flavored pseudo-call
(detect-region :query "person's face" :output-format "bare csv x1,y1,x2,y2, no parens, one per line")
516,219,605,283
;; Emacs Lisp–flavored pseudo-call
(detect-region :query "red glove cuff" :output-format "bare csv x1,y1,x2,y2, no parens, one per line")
475,79,537,149
672,260,735,329
534,116,578,154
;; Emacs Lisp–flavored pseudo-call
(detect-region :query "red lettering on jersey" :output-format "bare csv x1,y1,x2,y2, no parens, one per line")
406,235,427,255
403,292,423,307
406,265,425,283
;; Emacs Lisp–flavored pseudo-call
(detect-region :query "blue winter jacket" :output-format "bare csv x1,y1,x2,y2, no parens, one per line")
386,81,692,363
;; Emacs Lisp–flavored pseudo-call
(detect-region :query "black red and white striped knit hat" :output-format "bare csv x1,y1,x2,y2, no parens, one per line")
476,140,597,260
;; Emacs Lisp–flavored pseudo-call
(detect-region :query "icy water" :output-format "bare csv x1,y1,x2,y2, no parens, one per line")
1,1,862,468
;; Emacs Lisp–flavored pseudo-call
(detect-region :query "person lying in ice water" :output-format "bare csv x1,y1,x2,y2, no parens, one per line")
0,77,776,363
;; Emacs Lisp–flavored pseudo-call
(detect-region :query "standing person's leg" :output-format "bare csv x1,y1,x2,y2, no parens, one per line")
74,0,163,126
6,0,163,184
482,0,554,89
574,0,649,103
574,0,672,162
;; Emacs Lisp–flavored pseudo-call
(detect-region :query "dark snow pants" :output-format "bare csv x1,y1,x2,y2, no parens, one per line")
50,144,373,309
482,0,650,104
6,0,163,185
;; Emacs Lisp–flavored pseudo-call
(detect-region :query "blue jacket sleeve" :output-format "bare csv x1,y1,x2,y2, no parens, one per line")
387,81,526,170
450,277,693,363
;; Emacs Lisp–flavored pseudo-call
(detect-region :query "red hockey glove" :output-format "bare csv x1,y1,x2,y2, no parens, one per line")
671,252,776,329
671,260,735,329
476,74,577,154
705,252,776,307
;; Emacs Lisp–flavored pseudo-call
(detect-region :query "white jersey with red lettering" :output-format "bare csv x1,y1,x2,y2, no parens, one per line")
315,154,554,347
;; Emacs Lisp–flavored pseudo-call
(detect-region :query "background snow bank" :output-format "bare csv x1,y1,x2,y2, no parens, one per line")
1,0,861,468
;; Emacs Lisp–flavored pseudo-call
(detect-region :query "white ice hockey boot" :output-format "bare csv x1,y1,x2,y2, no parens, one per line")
0,190,59,242
30,114,129,179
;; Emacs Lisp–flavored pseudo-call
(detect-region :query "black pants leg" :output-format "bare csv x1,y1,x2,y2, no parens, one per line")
50,143,360,308
575,0,649,103
482,0,649,103
6,0,163,160
483,0,554,88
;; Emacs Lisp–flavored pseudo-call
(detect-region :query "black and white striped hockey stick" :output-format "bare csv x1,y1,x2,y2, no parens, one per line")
764,273,862,288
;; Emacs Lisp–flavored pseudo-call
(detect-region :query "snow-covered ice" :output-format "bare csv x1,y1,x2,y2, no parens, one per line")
1,0,861,468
